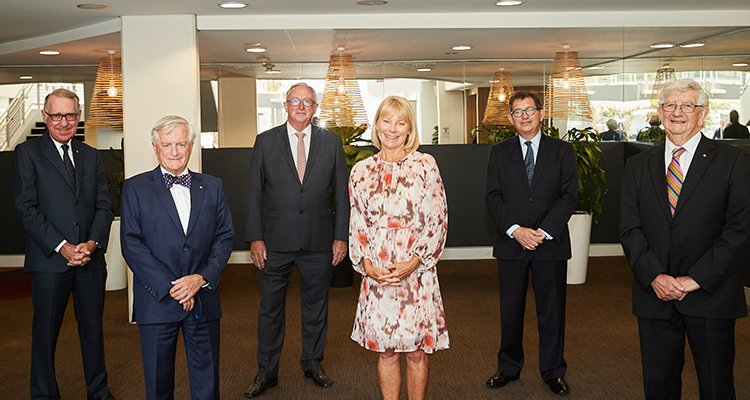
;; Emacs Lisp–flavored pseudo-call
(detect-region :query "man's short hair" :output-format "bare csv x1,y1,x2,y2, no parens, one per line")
658,78,708,108
606,119,618,131
729,110,739,124
44,88,81,113
371,95,420,154
285,82,318,104
150,115,196,144
508,91,543,112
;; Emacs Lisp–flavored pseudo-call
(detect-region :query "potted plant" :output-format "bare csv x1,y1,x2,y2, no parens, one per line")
470,125,516,144
325,123,374,287
545,126,607,284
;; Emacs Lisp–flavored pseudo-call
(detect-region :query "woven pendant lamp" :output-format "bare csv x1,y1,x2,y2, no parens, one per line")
544,46,593,124
86,50,122,130
319,48,368,128
650,65,676,108
482,68,515,126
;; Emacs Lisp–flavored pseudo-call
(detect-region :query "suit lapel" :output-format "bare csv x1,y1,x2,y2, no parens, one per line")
647,144,672,220
148,168,184,234
71,139,83,198
531,135,551,191
41,132,75,193
185,172,204,238
674,135,714,217
304,127,323,185
274,126,300,184
507,136,529,190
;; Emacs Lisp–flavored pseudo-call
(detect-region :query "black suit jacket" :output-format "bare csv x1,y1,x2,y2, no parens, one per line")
13,132,112,272
485,134,579,261
722,123,750,139
121,167,234,324
620,135,750,320
245,123,349,252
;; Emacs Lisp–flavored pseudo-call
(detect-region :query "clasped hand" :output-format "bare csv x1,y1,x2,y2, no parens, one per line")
170,274,204,311
651,274,701,301
363,257,420,287
60,240,97,267
514,227,545,251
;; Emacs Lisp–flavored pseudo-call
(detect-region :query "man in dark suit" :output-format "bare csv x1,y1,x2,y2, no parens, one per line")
620,79,750,399
244,82,349,397
601,118,621,141
484,91,578,396
121,116,234,400
722,109,750,139
13,88,115,400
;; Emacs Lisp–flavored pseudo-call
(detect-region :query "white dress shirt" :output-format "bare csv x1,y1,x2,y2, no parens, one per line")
665,132,702,178
52,137,75,252
287,122,312,165
161,166,191,235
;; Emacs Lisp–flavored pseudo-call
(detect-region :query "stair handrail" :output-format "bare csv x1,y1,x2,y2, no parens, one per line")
0,83,38,151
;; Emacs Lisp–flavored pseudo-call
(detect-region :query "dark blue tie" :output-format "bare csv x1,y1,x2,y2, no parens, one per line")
524,141,534,184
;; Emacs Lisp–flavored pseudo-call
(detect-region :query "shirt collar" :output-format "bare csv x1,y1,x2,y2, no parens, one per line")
160,166,189,177
666,131,701,157
287,122,312,137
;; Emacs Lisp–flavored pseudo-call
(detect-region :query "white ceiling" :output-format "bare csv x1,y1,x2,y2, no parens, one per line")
0,0,748,86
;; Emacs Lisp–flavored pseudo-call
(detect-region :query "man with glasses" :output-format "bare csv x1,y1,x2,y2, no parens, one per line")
485,91,578,396
244,82,349,397
621,78,750,399
13,88,115,399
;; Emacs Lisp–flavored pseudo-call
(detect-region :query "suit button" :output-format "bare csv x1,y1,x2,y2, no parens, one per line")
183,246,189,252
528,198,533,203
73,222,78,226
300,211,304,214
300,189,304,193
75,201,79,205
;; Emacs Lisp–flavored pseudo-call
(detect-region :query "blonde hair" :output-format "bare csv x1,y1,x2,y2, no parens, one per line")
371,96,419,153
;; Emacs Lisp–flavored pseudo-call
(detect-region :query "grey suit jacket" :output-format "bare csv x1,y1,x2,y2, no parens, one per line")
13,132,112,272
245,123,349,252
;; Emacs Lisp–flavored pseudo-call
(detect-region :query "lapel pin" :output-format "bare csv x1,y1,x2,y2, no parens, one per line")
200,186,203,189
703,154,706,157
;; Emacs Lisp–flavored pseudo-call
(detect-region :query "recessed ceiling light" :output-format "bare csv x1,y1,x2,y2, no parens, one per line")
20,76,33,80
650,43,675,49
77,3,110,9
587,66,604,70
417,68,431,72
356,0,387,5
494,0,524,6
680,42,704,48
451,45,472,51
265,70,281,74
219,1,248,9
39,50,60,55
246,46,267,53
733,62,748,67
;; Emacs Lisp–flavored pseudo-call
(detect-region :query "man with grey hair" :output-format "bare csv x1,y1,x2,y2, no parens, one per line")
601,118,621,141
121,115,234,400
245,82,349,397
621,78,750,399
13,88,115,400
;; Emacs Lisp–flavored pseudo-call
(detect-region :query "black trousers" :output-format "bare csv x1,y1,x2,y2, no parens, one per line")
255,250,334,378
29,267,109,400
638,312,736,400
496,255,568,381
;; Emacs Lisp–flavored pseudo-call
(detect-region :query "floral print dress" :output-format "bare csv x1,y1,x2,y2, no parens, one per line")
349,151,449,354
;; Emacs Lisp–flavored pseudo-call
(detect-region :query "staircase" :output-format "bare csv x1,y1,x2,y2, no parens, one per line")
26,121,86,142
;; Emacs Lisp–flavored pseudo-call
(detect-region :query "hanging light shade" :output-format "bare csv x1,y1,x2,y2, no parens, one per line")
545,46,593,123
319,50,368,129
482,68,515,126
650,65,676,108
87,50,122,129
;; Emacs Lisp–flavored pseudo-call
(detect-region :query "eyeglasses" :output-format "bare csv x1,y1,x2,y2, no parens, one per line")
287,99,315,107
44,110,79,122
660,103,704,114
510,107,539,118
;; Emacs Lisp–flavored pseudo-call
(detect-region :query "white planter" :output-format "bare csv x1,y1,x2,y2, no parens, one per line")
105,218,128,291
567,212,592,285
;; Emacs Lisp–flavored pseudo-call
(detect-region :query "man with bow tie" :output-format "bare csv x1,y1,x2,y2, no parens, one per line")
121,115,234,400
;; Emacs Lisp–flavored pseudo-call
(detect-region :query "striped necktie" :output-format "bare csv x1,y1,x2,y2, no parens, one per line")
667,147,687,216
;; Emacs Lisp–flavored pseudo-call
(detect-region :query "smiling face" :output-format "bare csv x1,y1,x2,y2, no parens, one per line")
657,90,709,145
153,123,193,176
508,96,545,140
43,95,80,144
376,112,411,155
284,85,318,132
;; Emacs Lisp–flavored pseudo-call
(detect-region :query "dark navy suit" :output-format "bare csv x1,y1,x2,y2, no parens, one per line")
121,167,234,400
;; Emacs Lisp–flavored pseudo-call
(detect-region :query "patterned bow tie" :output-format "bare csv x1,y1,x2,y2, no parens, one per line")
164,173,191,189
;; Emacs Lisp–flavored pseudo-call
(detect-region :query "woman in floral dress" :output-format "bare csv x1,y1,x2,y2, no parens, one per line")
349,96,449,400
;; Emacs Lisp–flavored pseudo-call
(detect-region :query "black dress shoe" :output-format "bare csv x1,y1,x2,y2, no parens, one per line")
88,391,115,400
304,365,333,388
546,378,570,396
486,371,519,388
244,375,278,398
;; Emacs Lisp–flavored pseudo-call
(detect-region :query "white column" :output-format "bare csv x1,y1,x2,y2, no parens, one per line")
218,77,258,147
121,15,201,178
740,84,750,127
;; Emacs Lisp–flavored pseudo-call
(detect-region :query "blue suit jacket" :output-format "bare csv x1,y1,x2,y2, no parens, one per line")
121,167,234,324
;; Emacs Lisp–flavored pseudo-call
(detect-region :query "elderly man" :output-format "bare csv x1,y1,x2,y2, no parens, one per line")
244,83,349,397
620,79,750,399
485,91,578,396
121,116,234,400
601,118,621,141
13,88,114,400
